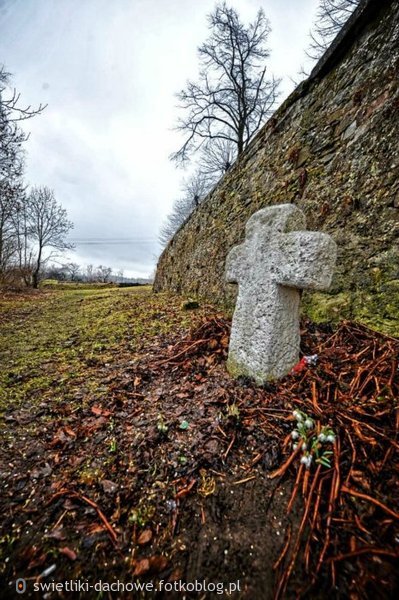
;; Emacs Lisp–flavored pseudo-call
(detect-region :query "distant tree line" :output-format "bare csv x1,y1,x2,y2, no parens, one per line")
160,0,360,248
42,263,149,285
44,263,118,283
0,67,73,287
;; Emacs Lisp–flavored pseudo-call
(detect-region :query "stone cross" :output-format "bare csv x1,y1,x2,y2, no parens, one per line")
225,204,337,383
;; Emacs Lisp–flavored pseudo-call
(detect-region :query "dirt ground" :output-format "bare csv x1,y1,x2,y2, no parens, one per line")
0,287,398,599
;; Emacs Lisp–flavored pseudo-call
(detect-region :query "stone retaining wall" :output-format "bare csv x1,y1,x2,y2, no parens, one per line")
154,0,399,335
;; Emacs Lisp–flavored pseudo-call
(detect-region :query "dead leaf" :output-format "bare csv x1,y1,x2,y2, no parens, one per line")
220,335,229,348
63,426,76,438
69,455,85,467
133,558,150,576
91,405,112,417
63,498,78,511
137,529,152,545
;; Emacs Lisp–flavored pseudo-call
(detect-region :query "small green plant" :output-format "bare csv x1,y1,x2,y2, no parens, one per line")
109,437,117,453
291,409,335,469
128,508,145,527
157,414,168,434
128,498,156,527
226,402,240,421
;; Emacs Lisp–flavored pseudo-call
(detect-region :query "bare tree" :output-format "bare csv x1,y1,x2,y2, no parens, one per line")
159,197,197,247
0,181,19,274
0,67,45,179
44,263,68,281
159,171,212,246
308,0,360,59
0,67,45,282
86,263,94,282
96,265,112,283
11,189,36,284
198,138,236,182
64,262,81,281
27,186,74,288
171,2,280,169
182,171,213,206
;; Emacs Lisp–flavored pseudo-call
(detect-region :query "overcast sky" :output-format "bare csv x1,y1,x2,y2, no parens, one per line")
0,0,320,278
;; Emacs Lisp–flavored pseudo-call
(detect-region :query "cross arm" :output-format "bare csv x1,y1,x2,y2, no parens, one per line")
226,243,247,284
276,232,337,290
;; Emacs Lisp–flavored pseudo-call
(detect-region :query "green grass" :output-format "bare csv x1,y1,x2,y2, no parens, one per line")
0,286,196,414
39,279,119,289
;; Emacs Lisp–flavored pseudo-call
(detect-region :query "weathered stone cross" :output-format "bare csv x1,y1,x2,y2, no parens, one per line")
225,204,337,383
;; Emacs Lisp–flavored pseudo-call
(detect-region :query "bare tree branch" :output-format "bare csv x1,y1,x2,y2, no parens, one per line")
27,186,74,288
307,0,360,60
170,2,280,168
159,171,213,247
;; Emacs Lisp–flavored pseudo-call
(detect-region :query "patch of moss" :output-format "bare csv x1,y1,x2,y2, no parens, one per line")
302,292,353,323
303,288,399,337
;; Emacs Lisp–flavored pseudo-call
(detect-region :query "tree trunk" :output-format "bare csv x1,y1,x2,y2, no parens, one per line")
32,245,42,289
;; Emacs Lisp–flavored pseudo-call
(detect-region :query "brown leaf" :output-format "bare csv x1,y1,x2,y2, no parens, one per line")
86,523,106,535
220,335,229,348
63,498,78,511
137,529,152,545
149,555,168,572
63,426,76,438
133,558,150,576
59,546,77,561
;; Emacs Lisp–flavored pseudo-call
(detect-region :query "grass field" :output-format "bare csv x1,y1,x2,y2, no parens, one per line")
0,286,195,414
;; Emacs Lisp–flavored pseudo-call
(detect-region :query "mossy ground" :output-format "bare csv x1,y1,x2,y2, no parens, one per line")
0,287,196,415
